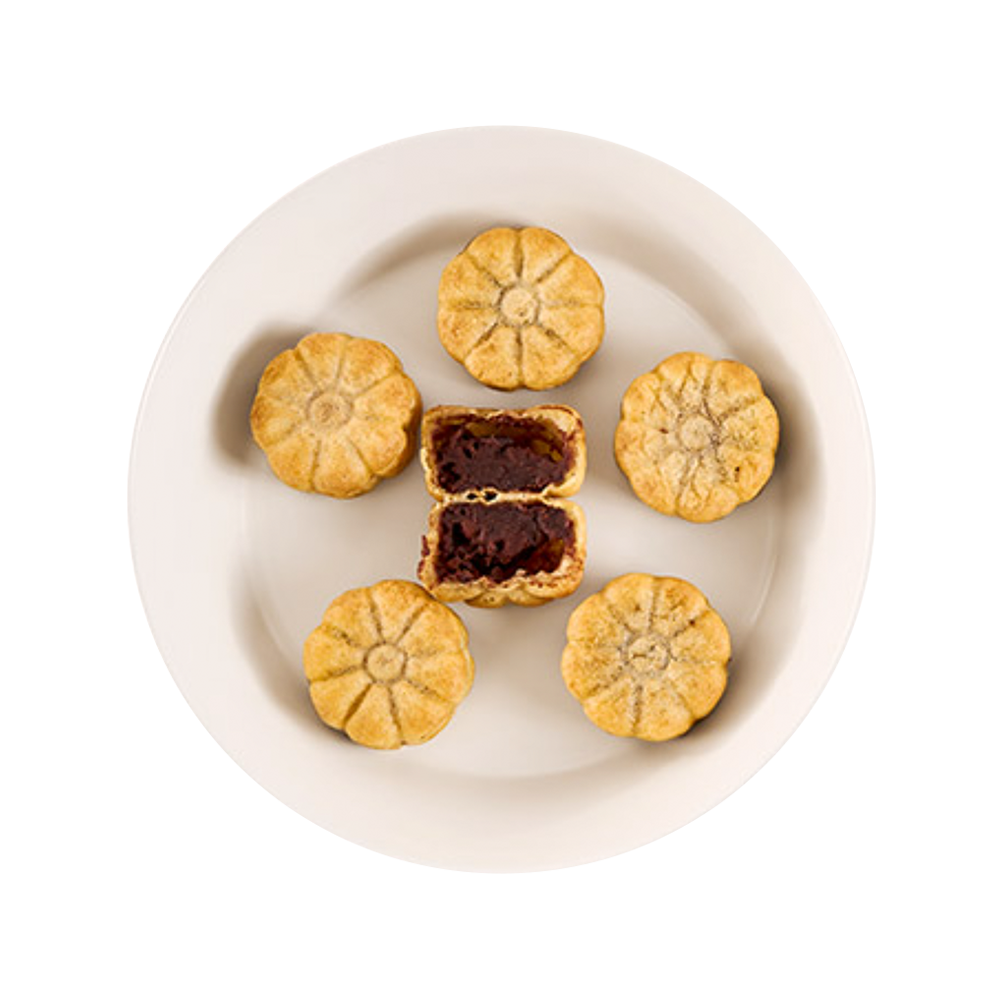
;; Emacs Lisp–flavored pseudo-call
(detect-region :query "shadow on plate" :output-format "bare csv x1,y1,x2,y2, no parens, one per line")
212,324,314,467
233,573,319,727
335,213,531,298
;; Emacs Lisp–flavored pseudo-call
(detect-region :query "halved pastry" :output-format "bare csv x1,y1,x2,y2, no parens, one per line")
417,404,587,607
419,498,586,608
420,404,586,499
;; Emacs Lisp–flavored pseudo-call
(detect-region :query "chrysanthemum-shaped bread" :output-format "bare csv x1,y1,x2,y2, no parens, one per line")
561,574,730,741
250,332,421,498
438,226,605,390
615,352,779,522
304,580,474,750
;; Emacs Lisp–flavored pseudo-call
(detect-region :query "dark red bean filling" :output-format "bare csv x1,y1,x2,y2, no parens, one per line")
433,502,574,583
431,417,570,494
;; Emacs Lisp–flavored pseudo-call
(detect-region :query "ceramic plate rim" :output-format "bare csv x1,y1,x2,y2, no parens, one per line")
129,126,875,872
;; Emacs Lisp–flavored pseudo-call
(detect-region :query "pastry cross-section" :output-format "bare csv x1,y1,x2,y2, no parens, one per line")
418,405,587,607
421,403,586,499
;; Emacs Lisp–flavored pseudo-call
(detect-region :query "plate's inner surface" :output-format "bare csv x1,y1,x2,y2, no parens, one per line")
237,221,798,791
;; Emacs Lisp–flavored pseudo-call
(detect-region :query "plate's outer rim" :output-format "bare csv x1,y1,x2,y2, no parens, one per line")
128,126,875,872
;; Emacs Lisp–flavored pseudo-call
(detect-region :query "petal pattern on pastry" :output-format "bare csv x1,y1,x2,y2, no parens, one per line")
367,579,424,643
348,420,410,478
602,573,658,633
353,372,421,421
249,395,304,448
704,358,765,418
338,337,402,396
619,372,664,423
615,352,779,521
321,586,382,649
438,254,503,307
615,422,669,466
392,680,455,745
464,325,522,390
536,254,604,307
304,581,474,749
311,431,377,498
404,652,473,702
635,676,695,741
437,306,499,362
651,576,708,635
251,333,420,498
262,429,319,492
308,670,371,730
560,574,730,742
295,331,349,385
303,628,367,683
613,428,679,516
665,659,728,720
669,607,730,664
582,676,637,738
561,645,622,700
519,227,571,283
537,304,604,357
566,595,629,649
437,227,604,390
729,448,776,497
521,326,579,390
256,348,316,402
464,226,521,286
722,399,780,450
398,599,468,658
345,684,401,750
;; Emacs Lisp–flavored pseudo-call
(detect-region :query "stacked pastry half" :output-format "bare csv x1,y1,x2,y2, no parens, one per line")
418,405,587,608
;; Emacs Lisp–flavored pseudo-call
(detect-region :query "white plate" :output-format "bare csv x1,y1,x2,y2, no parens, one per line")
129,127,874,872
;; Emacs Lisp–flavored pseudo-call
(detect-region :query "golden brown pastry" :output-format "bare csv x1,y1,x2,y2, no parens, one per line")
304,579,474,749
561,574,730,741
438,226,604,390
417,405,587,607
615,351,779,522
250,332,421,498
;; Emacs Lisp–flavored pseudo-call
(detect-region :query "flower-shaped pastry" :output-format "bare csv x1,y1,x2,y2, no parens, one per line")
250,332,421,498
615,352,779,522
304,580,475,750
561,574,730,742
438,226,604,390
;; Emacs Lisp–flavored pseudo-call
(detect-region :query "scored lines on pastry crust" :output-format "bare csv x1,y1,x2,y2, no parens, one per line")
304,580,475,749
250,332,421,498
615,352,779,522
437,227,604,390
561,575,730,741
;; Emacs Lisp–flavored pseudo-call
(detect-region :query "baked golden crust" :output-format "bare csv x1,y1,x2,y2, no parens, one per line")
250,332,421,498
418,498,587,608
561,574,730,741
304,579,474,749
438,227,604,390
614,352,779,522
419,404,587,501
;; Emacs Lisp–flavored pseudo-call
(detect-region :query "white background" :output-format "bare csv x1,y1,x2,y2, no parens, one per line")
128,126,875,873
